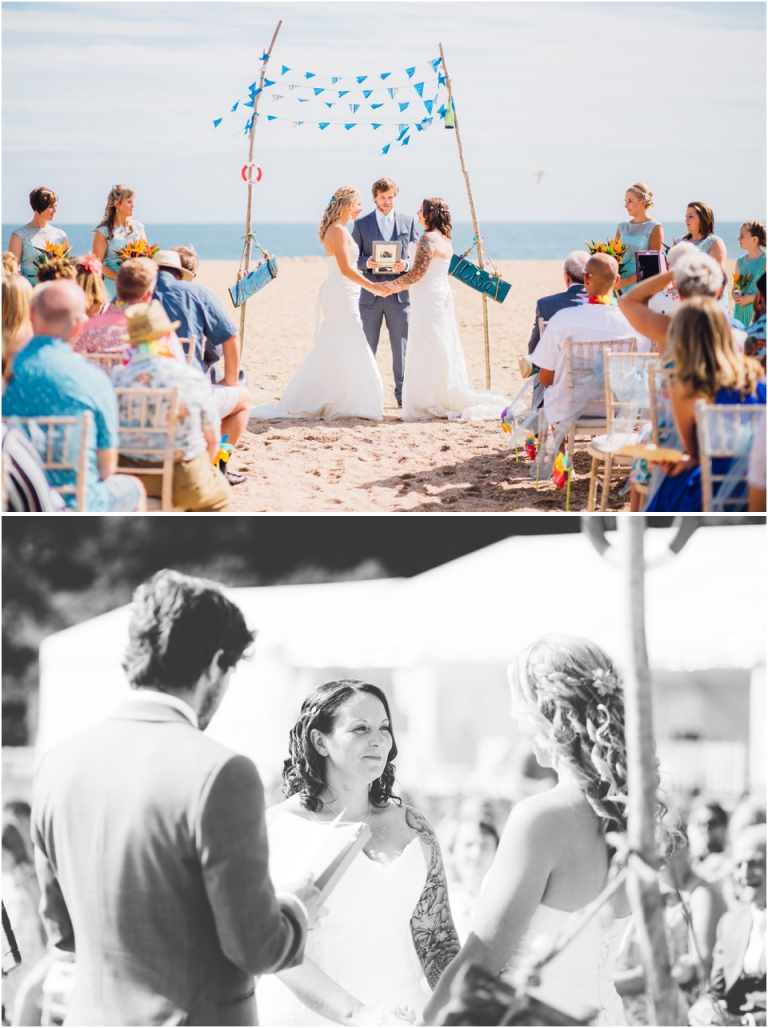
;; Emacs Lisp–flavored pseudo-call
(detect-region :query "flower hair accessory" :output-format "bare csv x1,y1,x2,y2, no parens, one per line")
643,192,651,202
330,195,336,203
79,253,103,276
590,668,619,698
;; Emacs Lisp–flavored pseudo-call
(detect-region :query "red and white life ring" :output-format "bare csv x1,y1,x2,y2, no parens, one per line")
241,164,263,183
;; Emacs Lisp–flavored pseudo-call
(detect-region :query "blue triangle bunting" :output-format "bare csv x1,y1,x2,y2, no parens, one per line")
387,87,396,99
414,82,424,97
382,143,391,153
398,102,410,112
416,124,423,132
325,102,334,109
405,67,415,78
344,123,355,130
372,123,381,129
281,65,290,75
437,104,446,117
213,118,222,128
349,104,360,112
331,76,340,83
430,58,441,70
401,135,411,145
314,87,325,95
260,53,270,61
248,82,256,91
231,101,239,112
267,115,277,121
397,124,408,138
298,98,309,103
424,99,433,114
356,75,367,83
305,72,316,79
244,100,254,108
438,73,446,86
363,90,373,98
338,90,349,97
380,72,391,80
263,78,274,87
319,122,330,129
371,103,383,110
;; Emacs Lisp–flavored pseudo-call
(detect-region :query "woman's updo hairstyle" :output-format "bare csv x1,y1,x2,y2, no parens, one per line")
512,635,664,846
318,187,360,243
627,182,654,209
422,197,452,238
282,679,399,812
741,221,767,248
95,184,136,240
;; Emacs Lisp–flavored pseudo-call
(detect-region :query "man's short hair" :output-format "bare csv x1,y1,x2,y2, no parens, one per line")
122,569,255,692
171,246,199,275
30,280,87,338
563,250,589,284
117,257,158,303
585,253,618,292
675,253,722,299
372,178,398,197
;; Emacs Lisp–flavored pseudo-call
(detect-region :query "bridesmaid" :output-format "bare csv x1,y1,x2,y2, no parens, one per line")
676,201,728,310
92,184,146,299
8,187,69,285
615,182,664,294
733,221,766,329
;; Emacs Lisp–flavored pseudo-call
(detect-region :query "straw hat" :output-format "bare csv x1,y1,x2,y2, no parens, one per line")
152,249,194,281
122,300,181,345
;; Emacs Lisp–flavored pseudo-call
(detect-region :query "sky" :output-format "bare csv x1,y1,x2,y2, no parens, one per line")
2,1,766,226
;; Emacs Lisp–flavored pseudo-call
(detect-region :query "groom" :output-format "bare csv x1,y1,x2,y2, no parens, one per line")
32,569,320,1026
352,177,420,406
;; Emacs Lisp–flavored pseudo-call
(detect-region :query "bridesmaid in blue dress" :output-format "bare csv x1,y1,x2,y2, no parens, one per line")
615,182,664,294
8,187,69,285
733,221,766,329
92,184,146,299
673,202,729,311
645,296,765,512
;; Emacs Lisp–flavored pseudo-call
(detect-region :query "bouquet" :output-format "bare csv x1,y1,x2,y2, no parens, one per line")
585,234,628,273
732,269,752,298
33,239,72,270
117,238,161,263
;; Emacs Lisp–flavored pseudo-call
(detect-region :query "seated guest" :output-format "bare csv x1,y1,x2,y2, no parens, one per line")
525,250,589,356
75,254,109,318
172,244,200,279
689,824,766,1027
2,252,20,274
529,252,641,427
2,280,146,511
690,800,732,887
645,297,765,513
113,301,232,511
73,257,183,361
746,273,766,369
2,274,63,512
35,257,76,284
152,249,250,484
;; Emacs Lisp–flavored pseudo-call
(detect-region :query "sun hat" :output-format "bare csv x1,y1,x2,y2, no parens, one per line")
121,300,181,345
152,249,194,281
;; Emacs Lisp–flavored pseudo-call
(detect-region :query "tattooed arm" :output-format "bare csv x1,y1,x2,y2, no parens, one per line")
384,235,436,294
405,806,461,990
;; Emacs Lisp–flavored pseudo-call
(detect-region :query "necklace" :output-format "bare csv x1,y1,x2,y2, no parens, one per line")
314,797,372,826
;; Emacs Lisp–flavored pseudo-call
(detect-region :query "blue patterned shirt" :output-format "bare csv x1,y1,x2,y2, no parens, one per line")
153,271,237,372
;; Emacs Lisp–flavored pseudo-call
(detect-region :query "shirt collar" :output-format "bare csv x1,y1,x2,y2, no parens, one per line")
132,688,199,728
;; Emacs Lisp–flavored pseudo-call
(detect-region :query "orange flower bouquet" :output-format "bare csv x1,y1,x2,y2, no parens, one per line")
117,239,161,263
732,269,752,297
33,239,72,270
585,234,629,273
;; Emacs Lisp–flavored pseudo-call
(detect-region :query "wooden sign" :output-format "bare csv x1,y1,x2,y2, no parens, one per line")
448,255,511,304
228,257,278,308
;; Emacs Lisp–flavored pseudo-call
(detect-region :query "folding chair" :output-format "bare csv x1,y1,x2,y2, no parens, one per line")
1,412,91,510
115,387,181,511
82,351,126,375
586,351,657,511
178,335,198,366
696,400,766,511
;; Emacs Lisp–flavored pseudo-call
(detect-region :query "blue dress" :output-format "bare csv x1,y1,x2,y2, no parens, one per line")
734,252,766,328
645,381,766,512
616,220,662,293
94,220,146,299
12,223,69,284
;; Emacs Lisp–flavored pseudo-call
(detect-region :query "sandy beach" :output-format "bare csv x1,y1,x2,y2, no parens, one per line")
194,256,713,514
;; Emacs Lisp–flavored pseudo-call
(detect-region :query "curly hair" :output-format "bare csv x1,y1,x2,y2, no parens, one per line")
94,184,136,240
741,220,767,248
35,258,76,283
318,187,360,243
511,635,664,845
282,679,400,812
422,197,452,238
122,569,255,691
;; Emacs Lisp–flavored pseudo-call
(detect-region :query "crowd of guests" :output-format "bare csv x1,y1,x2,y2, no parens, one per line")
521,183,766,512
2,184,251,512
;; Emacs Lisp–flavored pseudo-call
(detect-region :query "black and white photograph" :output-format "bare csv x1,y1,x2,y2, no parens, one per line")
1,515,765,1027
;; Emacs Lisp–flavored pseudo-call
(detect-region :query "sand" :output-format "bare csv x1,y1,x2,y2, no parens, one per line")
196,257,628,513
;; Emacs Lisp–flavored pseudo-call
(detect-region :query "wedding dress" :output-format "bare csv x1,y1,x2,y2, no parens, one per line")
250,238,383,421
256,810,432,1026
506,903,630,1026
401,256,509,421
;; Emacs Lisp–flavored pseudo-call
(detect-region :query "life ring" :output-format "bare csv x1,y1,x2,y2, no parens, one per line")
241,164,263,183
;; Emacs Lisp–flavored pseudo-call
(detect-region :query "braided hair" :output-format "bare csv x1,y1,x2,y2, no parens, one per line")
318,187,360,243
282,679,400,812
512,635,663,844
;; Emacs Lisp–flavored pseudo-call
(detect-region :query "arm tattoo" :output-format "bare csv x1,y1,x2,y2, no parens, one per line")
391,234,435,291
406,806,461,989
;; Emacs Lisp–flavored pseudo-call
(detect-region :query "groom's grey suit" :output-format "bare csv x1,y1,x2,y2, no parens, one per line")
32,696,307,1026
352,209,420,404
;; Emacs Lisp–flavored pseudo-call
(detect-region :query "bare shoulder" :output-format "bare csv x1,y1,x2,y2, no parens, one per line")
501,789,574,845
268,794,308,819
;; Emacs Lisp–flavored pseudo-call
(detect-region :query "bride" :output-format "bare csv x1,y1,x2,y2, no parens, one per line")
422,635,649,1027
256,679,460,1025
250,187,388,421
381,198,509,421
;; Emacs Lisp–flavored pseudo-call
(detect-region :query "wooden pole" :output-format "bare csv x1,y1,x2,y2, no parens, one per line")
438,42,492,389
618,517,680,1026
238,20,282,357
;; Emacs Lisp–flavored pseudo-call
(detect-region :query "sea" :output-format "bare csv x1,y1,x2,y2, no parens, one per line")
1,222,746,262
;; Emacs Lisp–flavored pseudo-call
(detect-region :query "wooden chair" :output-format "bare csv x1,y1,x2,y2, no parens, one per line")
695,400,766,511
1,412,91,511
586,351,657,511
537,318,548,338
82,351,126,375
178,335,198,366
114,387,181,511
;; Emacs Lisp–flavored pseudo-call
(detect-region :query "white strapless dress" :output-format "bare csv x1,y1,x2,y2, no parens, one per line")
250,239,383,421
401,256,509,422
256,810,432,1026
506,903,629,1026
